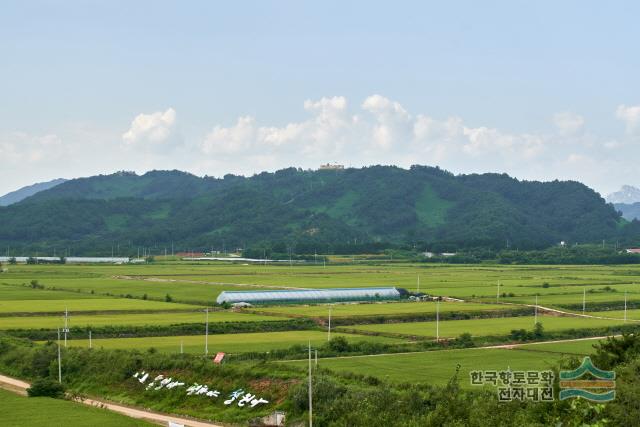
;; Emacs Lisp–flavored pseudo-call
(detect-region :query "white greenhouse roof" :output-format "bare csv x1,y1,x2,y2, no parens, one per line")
216,287,400,304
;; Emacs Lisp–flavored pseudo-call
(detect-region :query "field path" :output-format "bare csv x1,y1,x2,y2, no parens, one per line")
114,275,306,290
0,373,225,427
280,334,621,363
498,301,640,322
479,334,619,350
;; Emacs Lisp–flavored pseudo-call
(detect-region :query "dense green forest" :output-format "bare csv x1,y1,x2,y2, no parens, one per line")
0,166,638,255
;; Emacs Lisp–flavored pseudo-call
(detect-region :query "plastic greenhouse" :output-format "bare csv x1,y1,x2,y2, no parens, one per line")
216,287,401,305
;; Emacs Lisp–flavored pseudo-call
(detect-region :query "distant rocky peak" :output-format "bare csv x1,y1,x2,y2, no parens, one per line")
607,185,640,204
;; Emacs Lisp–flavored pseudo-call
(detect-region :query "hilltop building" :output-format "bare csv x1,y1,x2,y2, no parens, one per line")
319,163,344,170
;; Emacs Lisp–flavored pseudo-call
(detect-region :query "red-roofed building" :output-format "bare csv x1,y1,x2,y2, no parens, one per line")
176,252,205,257
626,248,640,254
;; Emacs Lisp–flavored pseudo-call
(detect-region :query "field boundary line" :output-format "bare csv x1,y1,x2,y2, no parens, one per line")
279,335,621,362
113,275,306,290
495,301,640,322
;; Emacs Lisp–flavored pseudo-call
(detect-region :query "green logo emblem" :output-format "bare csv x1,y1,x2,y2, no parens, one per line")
559,357,615,402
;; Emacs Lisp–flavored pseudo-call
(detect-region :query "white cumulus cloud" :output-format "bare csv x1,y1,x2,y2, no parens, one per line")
553,111,585,135
616,104,640,133
5,96,640,197
122,108,177,145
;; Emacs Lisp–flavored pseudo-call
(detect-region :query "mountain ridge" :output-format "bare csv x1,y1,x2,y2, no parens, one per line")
1,166,637,254
0,178,67,206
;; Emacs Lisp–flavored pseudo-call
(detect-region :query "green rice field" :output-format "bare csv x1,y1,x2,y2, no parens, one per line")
58,330,406,354
5,263,640,307
0,298,200,314
249,301,513,318
285,347,568,386
585,309,640,320
0,310,286,330
516,337,606,355
340,315,633,339
0,389,150,426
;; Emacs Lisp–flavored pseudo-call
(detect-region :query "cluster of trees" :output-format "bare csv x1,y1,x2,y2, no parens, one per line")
421,244,640,265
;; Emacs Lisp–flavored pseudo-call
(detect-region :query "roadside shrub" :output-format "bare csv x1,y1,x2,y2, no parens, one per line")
457,332,474,348
27,378,65,398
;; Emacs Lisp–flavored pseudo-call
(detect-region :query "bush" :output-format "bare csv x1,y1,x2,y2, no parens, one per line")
457,332,475,348
27,377,65,398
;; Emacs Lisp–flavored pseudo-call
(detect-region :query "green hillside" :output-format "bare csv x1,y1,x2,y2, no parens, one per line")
0,165,637,254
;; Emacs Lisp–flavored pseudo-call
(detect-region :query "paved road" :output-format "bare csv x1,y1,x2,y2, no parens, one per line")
0,374,224,427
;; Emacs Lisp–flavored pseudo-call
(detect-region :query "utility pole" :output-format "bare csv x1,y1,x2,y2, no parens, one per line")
205,308,209,356
436,299,440,342
308,341,313,427
624,290,628,323
57,328,62,383
417,276,420,294
89,330,92,349
497,281,501,303
534,295,538,325
582,288,586,315
63,308,69,347
180,340,184,354
327,306,332,341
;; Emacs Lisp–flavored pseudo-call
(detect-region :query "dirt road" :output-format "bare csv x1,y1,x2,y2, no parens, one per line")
0,374,225,427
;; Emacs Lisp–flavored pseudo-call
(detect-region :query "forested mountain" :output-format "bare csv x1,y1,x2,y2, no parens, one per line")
0,166,637,254
0,178,66,206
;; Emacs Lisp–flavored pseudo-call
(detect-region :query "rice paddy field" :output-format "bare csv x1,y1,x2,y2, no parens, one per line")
283,335,612,387
2,260,640,387
339,315,632,339
0,389,151,426
586,309,640,320
517,337,606,355
249,301,512,318
4,262,640,307
0,297,200,314
57,330,406,354
0,310,286,330
285,347,569,386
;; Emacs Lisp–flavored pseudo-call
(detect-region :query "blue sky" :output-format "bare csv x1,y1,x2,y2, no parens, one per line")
1,1,639,195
